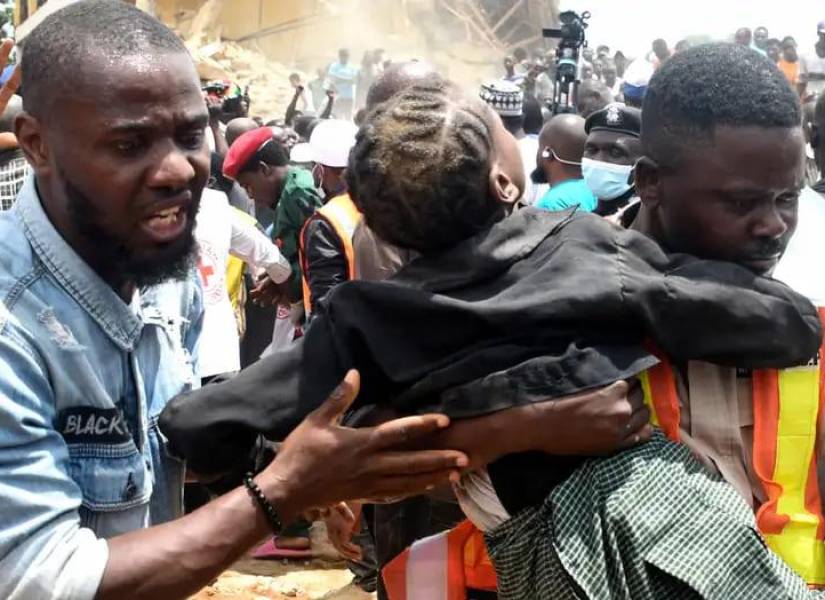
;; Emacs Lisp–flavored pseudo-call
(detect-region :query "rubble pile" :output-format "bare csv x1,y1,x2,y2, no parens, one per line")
187,39,301,121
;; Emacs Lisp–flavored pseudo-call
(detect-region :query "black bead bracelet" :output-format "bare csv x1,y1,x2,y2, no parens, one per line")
243,472,283,534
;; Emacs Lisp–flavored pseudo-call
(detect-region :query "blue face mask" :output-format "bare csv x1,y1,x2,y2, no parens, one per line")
582,157,634,200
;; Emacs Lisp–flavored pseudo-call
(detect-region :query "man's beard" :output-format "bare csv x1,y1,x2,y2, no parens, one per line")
63,172,199,289
531,166,548,184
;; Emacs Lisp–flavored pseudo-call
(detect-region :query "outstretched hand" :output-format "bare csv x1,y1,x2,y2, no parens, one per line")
259,370,468,523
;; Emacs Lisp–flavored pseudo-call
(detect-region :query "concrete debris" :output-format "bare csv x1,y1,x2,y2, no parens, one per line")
186,39,300,121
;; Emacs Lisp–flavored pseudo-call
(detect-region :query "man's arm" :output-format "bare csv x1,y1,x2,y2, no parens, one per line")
284,86,303,126
301,217,350,312
0,330,111,600
99,371,467,600
320,89,336,119
420,380,652,470
228,205,291,283
206,97,228,157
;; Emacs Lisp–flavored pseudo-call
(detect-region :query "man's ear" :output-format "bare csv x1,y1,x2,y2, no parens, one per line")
634,156,663,209
489,161,521,206
16,112,51,176
260,162,273,176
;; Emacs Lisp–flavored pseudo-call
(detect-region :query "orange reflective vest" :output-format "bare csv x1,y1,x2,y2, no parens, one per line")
299,194,361,313
382,519,497,600
641,307,825,587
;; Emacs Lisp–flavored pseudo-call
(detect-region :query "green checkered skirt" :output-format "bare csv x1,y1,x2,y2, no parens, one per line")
485,432,825,599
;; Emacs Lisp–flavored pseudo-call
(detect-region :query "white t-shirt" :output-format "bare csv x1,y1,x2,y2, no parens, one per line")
805,53,825,97
518,134,549,206
195,189,290,378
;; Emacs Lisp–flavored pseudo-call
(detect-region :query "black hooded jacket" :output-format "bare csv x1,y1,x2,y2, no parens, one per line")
160,208,822,500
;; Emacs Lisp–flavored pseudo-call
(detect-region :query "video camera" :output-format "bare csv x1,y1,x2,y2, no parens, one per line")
543,10,590,114
202,80,251,119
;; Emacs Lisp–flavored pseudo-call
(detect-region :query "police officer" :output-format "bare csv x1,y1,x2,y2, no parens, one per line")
582,103,643,216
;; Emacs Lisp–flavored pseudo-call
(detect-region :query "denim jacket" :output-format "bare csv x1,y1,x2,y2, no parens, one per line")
0,177,202,600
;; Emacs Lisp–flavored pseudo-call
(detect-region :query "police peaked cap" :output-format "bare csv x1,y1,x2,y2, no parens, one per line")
585,103,642,138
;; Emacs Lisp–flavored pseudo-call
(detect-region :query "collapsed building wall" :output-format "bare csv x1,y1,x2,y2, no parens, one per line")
16,0,560,119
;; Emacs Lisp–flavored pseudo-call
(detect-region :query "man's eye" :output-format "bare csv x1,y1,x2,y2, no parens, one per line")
180,132,205,149
114,139,143,154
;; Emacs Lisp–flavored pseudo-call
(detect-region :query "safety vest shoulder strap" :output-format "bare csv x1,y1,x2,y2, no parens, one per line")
382,520,497,600
641,309,825,587
299,194,362,311
752,307,825,586
639,351,681,442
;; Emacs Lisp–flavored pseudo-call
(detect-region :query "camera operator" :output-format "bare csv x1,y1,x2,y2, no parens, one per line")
543,10,590,114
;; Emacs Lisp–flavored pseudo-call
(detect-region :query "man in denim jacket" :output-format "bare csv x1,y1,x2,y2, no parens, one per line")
0,3,486,599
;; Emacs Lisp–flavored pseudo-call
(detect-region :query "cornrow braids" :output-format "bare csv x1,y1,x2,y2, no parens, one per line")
348,78,503,253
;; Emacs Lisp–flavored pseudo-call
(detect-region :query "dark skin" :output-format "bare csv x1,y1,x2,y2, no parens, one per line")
236,162,289,213
754,27,769,49
225,117,259,147
584,130,643,166
14,48,477,600
634,126,805,274
17,53,211,301
206,95,229,157
535,114,587,186
236,162,294,307
312,163,346,201
585,130,643,212
734,27,752,46
323,105,653,558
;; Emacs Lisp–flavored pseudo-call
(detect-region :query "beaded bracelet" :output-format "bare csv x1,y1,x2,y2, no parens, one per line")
243,472,283,534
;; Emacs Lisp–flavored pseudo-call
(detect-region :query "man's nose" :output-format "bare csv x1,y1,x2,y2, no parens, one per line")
751,203,788,240
147,146,196,191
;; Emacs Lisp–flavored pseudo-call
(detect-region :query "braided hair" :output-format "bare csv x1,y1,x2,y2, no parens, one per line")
347,78,503,253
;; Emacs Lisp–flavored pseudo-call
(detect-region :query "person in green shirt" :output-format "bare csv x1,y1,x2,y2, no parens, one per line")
223,127,323,303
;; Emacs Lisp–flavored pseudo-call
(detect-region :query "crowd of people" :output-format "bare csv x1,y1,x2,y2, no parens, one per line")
3,1,825,600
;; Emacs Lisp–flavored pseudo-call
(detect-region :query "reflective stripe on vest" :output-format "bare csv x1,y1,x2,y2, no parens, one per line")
639,354,681,443
752,307,825,586
299,194,361,312
382,520,497,600
641,308,825,586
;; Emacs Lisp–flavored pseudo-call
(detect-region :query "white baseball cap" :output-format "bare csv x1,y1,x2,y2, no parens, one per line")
290,142,314,164
308,119,358,168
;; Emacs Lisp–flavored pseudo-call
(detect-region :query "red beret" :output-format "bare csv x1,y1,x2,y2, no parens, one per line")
222,127,275,180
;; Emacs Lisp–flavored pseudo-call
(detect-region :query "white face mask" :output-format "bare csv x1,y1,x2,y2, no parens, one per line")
311,163,326,197
582,157,634,200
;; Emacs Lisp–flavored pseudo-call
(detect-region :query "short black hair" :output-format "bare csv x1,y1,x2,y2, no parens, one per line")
347,77,499,253
642,43,801,169
22,0,188,119
293,115,320,141
500,114,524,136
238,139,290,175
523,94,544,135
